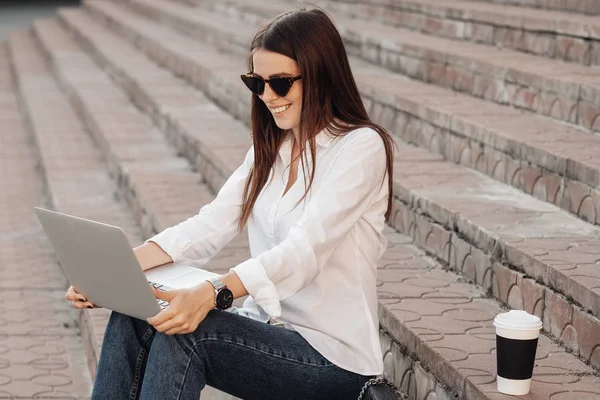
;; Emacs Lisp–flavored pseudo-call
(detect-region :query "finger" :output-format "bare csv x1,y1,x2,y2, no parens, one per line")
153,288,178,302
164,326,187,336
67,291,86,302
153,315,185,333
150,285,163,300
147,309,176,327
71,287,84,296
67,294,87,302
72,302,95,309
170,321,199,336
65,289,85,302
71,301,89,309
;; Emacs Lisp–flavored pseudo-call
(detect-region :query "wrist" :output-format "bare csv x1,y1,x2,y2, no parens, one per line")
192,281,216,309
206,276,234,310
203,281,217,307
220,271,248,300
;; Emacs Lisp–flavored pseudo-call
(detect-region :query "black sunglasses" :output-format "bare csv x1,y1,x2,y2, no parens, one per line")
241,73,302,97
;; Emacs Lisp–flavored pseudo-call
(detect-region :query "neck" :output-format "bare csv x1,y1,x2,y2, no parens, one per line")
291,127,300,145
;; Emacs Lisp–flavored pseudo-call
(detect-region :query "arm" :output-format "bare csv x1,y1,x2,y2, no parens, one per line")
134,241,173,272
143,146,254,267
228,129,388,317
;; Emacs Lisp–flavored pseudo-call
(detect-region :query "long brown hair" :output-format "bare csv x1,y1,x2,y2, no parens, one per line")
238,6,396,232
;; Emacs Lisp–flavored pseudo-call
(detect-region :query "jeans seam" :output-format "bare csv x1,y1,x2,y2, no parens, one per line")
142,326,155,343
127,327,154,400
129,347,146,400
194,337,334,367
175,343,198,400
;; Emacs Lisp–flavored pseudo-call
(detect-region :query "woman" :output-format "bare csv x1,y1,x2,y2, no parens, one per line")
67,6,396,400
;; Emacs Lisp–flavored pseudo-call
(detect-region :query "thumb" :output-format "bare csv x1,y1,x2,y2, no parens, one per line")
152,286,178,302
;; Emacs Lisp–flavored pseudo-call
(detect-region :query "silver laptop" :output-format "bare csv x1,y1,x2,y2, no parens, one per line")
34,207,217,320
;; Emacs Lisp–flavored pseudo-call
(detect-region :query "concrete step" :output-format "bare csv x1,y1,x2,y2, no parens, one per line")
125,0,600,228
28,14,248,400
78,0,600,367
469,0,600,15
310,0,600,67
188,0,600,135
54,3,600,398
8,26,147,386
335,12,600,134
0,38,93,398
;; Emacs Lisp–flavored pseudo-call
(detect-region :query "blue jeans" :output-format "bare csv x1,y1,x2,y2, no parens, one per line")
91,310,372,399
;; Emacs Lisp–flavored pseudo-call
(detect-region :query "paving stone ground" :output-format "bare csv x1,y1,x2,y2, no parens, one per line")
3,0,600,399
4,24,236,399
0,42,92,398
51,1,593,399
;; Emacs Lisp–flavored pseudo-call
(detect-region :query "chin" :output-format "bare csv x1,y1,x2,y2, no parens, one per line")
274,118,297,131
274,121,293,130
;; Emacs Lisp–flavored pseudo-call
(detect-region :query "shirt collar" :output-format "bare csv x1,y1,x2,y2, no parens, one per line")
315,127,335,148
280,127,335,148
278,126,336,165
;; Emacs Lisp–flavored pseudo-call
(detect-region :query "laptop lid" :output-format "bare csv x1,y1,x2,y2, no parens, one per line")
34,207,161,320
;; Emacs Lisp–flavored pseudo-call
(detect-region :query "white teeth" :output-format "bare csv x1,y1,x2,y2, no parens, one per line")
272,104,291,114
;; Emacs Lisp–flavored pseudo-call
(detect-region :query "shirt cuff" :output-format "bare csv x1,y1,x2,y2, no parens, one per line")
144,227,190,263
231,258,282,318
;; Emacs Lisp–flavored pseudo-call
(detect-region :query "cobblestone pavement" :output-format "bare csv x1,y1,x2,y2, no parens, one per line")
0,42,92,398
4,0,600,398
2,17,237,398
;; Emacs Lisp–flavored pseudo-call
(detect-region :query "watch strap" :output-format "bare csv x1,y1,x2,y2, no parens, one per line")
208,276,225,291
206,276,232,310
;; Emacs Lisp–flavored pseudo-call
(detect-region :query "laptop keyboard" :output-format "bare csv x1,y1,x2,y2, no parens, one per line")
149,281,169,310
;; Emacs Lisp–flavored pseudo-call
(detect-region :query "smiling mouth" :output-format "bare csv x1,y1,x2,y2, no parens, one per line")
270,104,292,114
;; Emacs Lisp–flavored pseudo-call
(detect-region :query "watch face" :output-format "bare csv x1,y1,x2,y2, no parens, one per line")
216,288,234,309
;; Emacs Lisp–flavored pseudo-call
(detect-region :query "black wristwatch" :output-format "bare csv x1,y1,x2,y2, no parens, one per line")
207,277,234,310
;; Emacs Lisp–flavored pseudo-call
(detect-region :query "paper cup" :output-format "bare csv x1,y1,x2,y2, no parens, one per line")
493,310,542,396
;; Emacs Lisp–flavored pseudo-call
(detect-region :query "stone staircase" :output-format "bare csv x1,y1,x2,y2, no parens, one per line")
468,0,600,14
3,0,600,398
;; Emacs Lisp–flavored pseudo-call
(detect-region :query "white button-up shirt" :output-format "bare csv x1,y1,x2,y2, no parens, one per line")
148,126,388,375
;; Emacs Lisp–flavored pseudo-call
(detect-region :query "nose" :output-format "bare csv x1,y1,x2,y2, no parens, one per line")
260,82,279,103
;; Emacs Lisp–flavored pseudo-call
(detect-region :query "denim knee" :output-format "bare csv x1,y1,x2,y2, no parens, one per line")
108,311,155,344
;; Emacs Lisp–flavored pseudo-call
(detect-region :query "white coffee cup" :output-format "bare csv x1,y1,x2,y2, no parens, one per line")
493,310,543,395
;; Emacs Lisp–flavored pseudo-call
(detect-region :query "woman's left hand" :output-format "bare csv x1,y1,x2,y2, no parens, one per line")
146,281,216,335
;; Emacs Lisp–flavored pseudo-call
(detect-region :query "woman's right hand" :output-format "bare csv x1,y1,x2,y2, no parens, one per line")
65,286,100,309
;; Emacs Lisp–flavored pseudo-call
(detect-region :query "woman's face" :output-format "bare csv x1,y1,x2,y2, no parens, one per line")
252,49,302,136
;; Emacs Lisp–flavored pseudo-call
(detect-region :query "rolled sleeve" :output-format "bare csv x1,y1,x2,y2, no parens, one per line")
231,258,281,317
144,146,254,264
144,230,190,264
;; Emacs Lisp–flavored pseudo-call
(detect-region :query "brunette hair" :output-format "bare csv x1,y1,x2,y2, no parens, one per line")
237,6,396,232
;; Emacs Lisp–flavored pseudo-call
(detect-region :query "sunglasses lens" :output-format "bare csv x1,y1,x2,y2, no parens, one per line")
242,76,264,95
270,78,292,97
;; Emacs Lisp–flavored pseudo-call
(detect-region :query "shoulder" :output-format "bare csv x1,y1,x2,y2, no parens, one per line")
324,127,388,181
337,127,386,158
243,145,255,165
